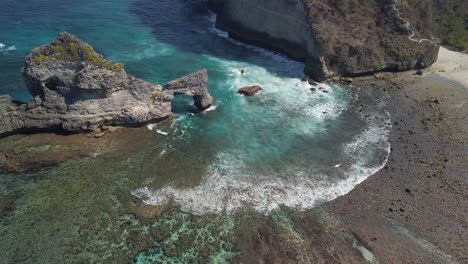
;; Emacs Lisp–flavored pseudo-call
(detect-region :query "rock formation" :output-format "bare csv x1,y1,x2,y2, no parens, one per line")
164,69,215,110
0,33,214,137
238,85,263,96
208,0,440,81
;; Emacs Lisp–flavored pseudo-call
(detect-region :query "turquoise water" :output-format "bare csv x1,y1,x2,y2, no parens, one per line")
0,0,391,262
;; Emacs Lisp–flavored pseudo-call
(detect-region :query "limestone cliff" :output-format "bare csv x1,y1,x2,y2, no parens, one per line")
0,33,214,137
209,0,440,80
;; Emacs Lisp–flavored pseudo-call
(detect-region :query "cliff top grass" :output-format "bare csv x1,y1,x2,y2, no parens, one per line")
32,32,124,72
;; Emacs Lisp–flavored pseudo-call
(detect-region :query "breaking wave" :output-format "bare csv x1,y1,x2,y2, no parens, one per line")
0,43,16,52
133,113,390,215
132,69,391,215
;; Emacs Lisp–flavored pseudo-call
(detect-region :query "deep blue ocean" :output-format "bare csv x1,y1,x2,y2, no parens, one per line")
0,0,391,262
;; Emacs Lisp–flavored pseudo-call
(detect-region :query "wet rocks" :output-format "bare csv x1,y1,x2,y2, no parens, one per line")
238,85,263,96
302,76,317,86
0,153,5,167
0,194,15,217
0,33,215,137
131,202,169,220
164,69,215,110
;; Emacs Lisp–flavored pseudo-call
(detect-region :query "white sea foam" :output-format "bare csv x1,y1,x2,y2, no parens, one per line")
208,13,291,63
156,129,169,136
202,105,218,113
132,114,391,215
0,43,16,52
146,123,170,135
146,123,157,131
209,13,228,38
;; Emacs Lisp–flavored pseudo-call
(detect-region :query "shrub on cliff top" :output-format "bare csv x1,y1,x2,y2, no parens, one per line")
33,39,124,72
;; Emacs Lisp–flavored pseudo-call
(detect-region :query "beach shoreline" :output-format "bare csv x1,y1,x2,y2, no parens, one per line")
430,46,468,88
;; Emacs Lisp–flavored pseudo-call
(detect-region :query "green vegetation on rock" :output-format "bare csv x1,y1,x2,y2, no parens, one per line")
151,92,163,100
33,54,50,64
33,38,124,72
408,0,468,50
436,8,468,50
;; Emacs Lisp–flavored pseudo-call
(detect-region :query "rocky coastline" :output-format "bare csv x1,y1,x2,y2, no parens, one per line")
0,33,214,137
1,47,466,263
208,0,440,81
0,2,466,262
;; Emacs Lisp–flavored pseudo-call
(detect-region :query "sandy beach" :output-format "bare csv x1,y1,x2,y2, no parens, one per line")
431,47,468,88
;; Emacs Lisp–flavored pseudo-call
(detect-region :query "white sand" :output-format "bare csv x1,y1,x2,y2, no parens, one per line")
431,47,468,88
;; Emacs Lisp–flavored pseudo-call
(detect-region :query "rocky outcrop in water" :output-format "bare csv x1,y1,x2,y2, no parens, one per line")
238,85,263,96
0,33,214,137
164,69,215,110
208,0,440,81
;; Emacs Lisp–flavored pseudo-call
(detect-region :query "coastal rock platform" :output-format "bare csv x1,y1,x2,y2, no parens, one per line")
0,33,214,137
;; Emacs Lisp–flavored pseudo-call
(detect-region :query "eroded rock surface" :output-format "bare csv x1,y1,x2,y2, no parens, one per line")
164,69,215,110
0,33,214,137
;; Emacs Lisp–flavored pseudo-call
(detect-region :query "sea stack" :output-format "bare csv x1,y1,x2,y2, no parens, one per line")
0,32,215,137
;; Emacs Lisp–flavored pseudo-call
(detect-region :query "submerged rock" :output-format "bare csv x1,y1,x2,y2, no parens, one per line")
0,153,6,167
0,33,215,137
238,85,263,96
131,202,170,220
0,194,15,217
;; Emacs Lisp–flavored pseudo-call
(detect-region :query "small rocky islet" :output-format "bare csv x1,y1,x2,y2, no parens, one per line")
0,32,214,137
237,85,263,96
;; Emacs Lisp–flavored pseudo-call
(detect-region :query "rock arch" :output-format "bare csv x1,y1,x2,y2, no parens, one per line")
164,69,215,111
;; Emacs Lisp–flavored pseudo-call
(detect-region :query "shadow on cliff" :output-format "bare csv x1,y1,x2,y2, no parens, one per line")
130,0,301,79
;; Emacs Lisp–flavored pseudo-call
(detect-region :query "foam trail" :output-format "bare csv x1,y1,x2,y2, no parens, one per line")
146,123,157,131
202,105,217,113
156,130,169,136
0,43,16,52
207,12,291,63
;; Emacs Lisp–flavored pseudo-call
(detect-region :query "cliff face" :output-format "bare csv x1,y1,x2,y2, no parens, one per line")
0,33,214,137
209,0,440,80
